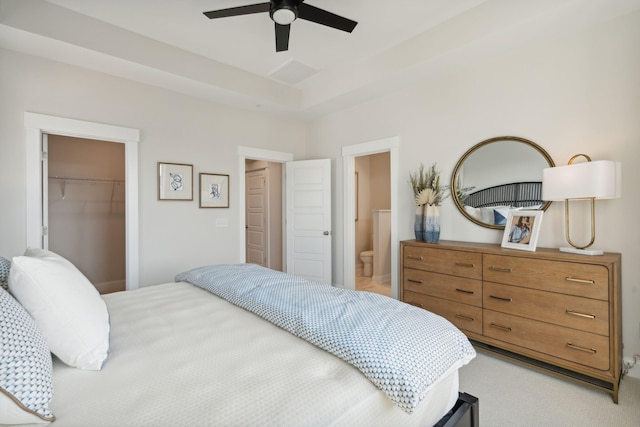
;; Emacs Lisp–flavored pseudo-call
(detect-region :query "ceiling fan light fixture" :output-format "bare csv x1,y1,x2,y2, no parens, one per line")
204,0,357,52
272,7,296,25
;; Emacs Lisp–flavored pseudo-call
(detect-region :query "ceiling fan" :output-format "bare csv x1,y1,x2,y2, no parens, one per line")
203,0,358,52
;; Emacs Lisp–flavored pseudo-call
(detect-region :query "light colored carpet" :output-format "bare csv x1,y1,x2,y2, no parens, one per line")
458,351,640,426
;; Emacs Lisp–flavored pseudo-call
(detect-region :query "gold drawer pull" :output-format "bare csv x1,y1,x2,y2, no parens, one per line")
408,302,423,308
407,255,424,261
455,314,475,322
566,310,596,319
455,262,475,268
407,279,423,284
566,342,597,354
565,276,596,285
456,288,475,295
490,295,512,302
489,266,512,273
490,323,512,332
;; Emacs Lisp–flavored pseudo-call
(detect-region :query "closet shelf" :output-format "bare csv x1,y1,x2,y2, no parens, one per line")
48,176,124,184
49,176,124,202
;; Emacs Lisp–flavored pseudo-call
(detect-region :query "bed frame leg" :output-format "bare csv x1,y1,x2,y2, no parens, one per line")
434,392,479,427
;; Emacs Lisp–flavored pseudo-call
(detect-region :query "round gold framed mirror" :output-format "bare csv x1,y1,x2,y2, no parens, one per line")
451,136,555,229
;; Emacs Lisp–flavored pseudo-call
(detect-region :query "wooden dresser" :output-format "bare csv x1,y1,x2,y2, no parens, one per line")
400,239,622,402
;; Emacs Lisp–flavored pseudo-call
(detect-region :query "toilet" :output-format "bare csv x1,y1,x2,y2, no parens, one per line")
360,250,374,277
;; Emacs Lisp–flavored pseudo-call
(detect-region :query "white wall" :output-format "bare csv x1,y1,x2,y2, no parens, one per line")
0,48,306,286
307,12,640,362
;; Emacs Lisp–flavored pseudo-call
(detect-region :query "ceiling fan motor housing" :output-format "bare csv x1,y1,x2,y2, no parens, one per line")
270,0,298,25
203,0,356,52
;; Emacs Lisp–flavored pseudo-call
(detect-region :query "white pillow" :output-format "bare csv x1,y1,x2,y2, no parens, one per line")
0,287,55,424
463,205,481,220
8,249,110,370
479,207,495,223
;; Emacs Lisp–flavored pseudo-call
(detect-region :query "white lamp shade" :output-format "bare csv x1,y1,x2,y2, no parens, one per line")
542,160,621,201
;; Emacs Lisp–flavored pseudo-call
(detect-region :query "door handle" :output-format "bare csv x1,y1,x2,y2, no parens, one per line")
323,231,331,235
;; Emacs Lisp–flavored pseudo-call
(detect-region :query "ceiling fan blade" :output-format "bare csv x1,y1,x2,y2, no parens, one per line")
203,3,270,19
275,23,291,52
297,3,357,33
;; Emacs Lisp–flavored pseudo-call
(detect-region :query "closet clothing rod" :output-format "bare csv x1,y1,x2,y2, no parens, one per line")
245,167,268,173
49,176,124,184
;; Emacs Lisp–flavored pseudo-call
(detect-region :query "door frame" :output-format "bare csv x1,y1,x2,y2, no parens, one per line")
237,146,293,267
24,112,140,289
342,136,400,298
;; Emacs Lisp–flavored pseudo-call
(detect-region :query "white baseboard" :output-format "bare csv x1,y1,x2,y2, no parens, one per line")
623,356,640,379
371,273,391,285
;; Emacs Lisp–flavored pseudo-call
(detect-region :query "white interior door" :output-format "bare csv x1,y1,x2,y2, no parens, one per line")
246,170,268,266
286,159,332,283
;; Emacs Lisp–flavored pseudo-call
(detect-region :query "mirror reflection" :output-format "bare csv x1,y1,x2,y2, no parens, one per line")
451,136,555,229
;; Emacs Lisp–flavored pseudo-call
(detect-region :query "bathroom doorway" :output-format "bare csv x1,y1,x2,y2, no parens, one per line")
354,152,391,296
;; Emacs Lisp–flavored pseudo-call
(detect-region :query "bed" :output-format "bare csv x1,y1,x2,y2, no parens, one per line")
1,250,477,427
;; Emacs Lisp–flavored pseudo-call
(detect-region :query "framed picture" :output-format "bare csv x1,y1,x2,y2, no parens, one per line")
200,173,229,208
501,210,543,252
158,162,193,201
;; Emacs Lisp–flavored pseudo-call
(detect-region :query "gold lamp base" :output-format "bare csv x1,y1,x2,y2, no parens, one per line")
562,194,601,256
559,246,604,256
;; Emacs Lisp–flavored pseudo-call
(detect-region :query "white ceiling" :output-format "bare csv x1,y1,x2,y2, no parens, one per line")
1,0,639,119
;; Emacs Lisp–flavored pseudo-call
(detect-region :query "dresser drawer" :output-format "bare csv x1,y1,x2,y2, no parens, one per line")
404,291,483,335
483,254,609,300
403,268,482,306
483,282,609,336
403,246,482,280
483,310,610,371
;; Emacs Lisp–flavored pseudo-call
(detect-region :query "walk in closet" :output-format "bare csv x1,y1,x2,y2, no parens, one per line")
47,135,126,293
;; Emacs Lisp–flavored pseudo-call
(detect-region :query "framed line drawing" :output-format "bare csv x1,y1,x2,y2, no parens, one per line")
501,210,543,252
158,162,193,201
200,173,229,208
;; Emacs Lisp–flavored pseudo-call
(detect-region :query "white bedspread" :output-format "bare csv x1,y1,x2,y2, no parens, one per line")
177,264,476,413
28,282,460,426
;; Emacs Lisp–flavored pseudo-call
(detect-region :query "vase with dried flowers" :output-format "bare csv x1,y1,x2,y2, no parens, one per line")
409,163,447,243
409,164,428,240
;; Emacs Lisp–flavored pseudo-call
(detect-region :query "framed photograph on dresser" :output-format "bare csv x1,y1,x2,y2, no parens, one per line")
501,210,543,251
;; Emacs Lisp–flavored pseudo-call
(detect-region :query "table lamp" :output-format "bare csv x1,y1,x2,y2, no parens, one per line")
542,154,621,256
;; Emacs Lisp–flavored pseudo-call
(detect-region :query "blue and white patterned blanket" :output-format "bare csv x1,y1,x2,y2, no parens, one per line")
176,264,475,413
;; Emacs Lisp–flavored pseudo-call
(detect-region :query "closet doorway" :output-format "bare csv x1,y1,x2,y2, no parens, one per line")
244,159,283,271
46,135,126,294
